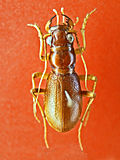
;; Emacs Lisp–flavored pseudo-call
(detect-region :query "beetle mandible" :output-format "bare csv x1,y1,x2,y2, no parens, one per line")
27,8,97,151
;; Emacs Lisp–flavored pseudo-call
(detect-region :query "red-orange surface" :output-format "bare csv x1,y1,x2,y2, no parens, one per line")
0,0,120,160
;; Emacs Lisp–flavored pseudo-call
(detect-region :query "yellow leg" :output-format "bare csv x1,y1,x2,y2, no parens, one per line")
27,23,50,61
32,72,48,123
74,9,96,90
78,74,97,151
27,23,50,117
31,89,49,149
27,23,50,104
28,23,50,148
31,72,49,148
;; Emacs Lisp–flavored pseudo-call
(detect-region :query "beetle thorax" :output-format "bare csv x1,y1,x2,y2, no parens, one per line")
49,25,76,74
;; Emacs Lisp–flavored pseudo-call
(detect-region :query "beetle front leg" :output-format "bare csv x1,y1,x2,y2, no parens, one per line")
27,23,50,61
78,74,97,151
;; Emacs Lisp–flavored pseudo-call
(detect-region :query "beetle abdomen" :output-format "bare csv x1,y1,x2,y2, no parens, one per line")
44,71,82,132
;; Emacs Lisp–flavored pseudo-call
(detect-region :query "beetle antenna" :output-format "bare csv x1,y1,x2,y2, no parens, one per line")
61,7,65,23
74,17,79,26
36,39,48,104
36,39,49,148
81,54,88,90
45,15,56,33
53,9,59,25
62,14,74,30
81,8,96,31
75,33,88,89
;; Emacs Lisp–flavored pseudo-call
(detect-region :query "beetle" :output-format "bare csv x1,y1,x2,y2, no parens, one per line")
27,8,97,151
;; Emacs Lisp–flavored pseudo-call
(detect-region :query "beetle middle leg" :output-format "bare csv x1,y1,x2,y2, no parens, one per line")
31,72,48,122
78,74,97,151
31,72,49,148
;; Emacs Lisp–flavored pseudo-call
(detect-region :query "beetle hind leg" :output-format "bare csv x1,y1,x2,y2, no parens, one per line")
31,72,48,122
31,72,49,148
31,89,49,148
78,97,95,151
31,88,46,123
78,74,97,151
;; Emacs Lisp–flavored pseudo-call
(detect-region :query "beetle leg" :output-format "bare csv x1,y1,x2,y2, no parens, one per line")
74,43,88,90
31,87,45,123
31,72,49,148
79,74,97,93
31,88,49,149
31,88,45,123
27,23,50,61
78,98,94,151
30,33,48,122
78,74,97,151
27,24,50,107
31,72,48,122
74,9,96,90
35,39,48,108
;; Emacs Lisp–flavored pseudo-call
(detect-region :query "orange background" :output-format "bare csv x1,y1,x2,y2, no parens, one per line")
0,0,120,160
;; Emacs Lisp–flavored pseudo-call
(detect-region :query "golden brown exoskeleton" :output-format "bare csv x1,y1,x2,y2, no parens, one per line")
28,8,97,151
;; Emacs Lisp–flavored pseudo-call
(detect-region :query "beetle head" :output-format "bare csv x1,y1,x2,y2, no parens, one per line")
45,8,79,47
46,25,75,47
45,8,78,33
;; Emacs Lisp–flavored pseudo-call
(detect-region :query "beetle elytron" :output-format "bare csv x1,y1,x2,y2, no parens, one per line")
28,8,97,151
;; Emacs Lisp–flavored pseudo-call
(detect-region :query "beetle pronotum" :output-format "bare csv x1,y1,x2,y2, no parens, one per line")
28,8,97,151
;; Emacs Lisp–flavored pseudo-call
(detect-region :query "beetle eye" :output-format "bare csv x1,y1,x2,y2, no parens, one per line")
46,36,52,46
66,34,74,43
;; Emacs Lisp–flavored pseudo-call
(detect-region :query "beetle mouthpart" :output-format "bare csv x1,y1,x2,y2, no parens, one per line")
62,14,74,30
45,20,51,33
45,15,56,33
